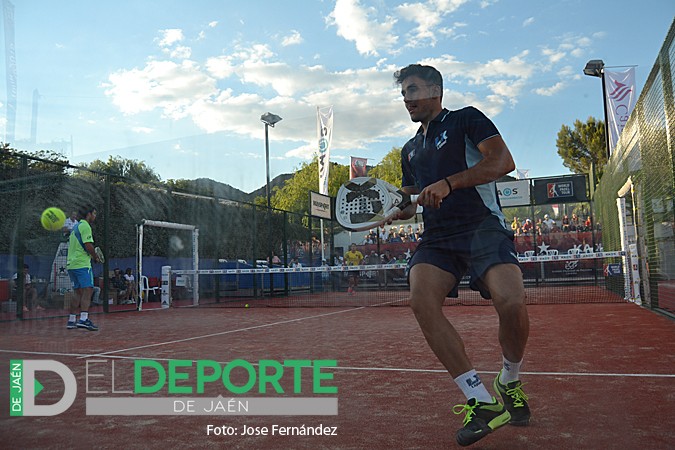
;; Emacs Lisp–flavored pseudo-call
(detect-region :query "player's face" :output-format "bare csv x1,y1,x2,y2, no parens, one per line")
400,75,440,123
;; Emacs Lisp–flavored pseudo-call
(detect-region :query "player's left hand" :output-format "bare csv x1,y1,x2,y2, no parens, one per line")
417,179,449,209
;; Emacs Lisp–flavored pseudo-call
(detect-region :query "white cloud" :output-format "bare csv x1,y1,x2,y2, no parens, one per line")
157,29,184,48
281,30,303,47
542,48,566,64
208,21,218,28
534,81,566,96
327,0,398,56
132,126,154,134
103,60,217,117
169,45,192,59
105,30,562,166
396,0,469,47
523,17,534,27
284,143,315,159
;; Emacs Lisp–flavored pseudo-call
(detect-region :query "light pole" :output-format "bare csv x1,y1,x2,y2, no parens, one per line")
261,112,283,210
583,59,611,160
260,112,282,295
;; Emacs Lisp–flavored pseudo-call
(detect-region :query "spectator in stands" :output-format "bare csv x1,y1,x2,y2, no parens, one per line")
389,230,402,243
111,268,128,302
62,210,78,237
290,257,302,268
12,264,41,312
511,217,521,235
561,215,570,231
379,224,389,242
543,214,555,233
382,249,396,264
522,219,534,235
365,250,380,265
571,214,581,231
535,218,544,235
584,216,592,231
124,268,138,304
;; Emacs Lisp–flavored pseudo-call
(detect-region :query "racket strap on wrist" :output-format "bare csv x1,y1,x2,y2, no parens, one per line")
444,177,453,195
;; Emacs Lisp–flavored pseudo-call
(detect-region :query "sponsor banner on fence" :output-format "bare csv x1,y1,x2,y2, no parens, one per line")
533,175,588,204
310,191,332,220
496,180,530,207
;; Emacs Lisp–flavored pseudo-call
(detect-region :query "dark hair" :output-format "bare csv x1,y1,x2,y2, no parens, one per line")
394,64,443,91
78,205,97,218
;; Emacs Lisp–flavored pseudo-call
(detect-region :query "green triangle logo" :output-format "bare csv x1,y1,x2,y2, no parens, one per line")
34,379,44,397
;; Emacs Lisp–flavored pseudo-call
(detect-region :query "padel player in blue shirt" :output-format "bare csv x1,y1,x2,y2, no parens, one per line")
392,64,530,447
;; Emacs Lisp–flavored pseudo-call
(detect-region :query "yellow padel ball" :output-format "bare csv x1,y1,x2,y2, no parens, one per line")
41,207,66,231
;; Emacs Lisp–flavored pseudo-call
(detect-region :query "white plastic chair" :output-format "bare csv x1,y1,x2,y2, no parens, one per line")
523,250,535,257
140,276,159,303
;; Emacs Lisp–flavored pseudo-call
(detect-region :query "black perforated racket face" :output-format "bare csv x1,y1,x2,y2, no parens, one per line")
336,178,390,229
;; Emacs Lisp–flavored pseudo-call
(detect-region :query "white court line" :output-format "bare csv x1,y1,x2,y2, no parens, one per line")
0,349,673,379
76,306,371,359
74,296,405,359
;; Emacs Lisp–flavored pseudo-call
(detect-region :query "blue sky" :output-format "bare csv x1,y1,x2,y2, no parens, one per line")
2,0,674,192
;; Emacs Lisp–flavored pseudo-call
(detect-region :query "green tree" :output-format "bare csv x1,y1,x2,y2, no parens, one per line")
0,143,69,173
268,158,349,214
368,147,402,186
81,156,161,183
556,117,607,179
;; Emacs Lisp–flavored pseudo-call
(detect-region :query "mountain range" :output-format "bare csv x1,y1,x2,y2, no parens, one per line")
175,174,294,203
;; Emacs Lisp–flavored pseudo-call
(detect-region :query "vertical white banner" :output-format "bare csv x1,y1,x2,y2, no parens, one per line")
317,106,333,195
604,68,637,155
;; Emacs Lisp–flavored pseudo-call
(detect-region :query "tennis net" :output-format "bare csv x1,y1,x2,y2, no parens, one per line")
163,251,629,308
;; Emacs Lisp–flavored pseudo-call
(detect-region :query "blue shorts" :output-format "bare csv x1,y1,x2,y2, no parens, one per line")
68,267,94,289
408,216,520,299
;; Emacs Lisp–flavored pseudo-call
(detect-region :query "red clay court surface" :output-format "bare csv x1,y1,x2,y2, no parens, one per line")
1,302,674,449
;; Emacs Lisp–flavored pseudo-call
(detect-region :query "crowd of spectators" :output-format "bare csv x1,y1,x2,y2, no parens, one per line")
361,223,423,244
511,214,600,236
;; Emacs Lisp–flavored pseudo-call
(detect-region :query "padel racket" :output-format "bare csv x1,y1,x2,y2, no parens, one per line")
94,246,105,263
335,177,418,231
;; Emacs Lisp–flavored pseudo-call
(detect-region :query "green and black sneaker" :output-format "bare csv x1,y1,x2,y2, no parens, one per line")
453,397,511,447
493,369,531,426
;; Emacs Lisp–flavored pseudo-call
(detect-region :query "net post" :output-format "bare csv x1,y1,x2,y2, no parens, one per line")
138,223,143,311
161,266,171,308
193,228,199,306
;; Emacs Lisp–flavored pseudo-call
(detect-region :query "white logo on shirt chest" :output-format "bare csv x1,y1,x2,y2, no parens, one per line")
434,131,448,150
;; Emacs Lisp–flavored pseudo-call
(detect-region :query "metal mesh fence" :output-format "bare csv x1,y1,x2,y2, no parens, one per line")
593,19,675,313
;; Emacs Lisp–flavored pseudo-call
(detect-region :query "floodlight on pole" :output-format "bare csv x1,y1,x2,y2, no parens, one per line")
583,59,611,159
260,112,283,209
260,112,282,295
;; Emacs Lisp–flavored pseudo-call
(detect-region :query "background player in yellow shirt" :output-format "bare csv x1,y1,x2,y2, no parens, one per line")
343,243,363,295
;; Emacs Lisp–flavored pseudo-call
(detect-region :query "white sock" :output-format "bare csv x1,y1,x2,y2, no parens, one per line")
80,311,88,321
69,314,76,322
500,356,523,384
454,369,493,403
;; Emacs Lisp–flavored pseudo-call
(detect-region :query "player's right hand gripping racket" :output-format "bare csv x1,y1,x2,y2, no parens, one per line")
335,177,419,231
